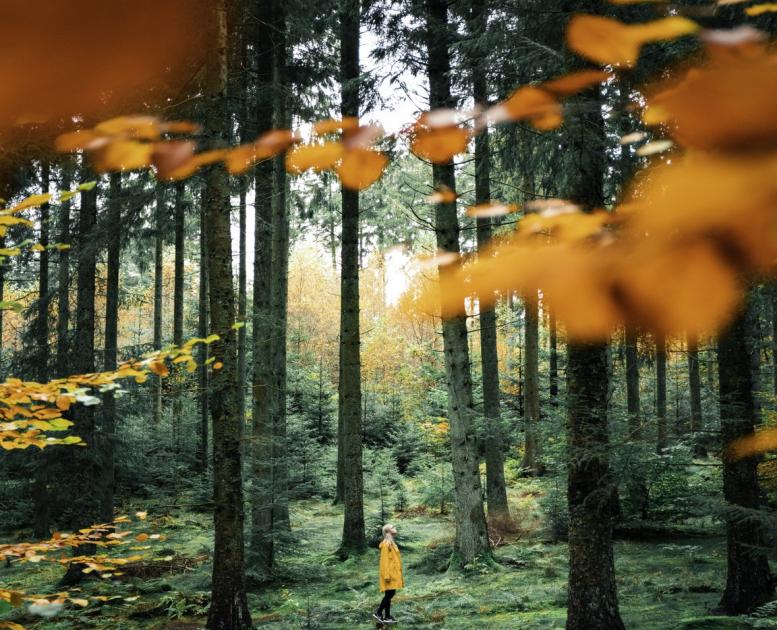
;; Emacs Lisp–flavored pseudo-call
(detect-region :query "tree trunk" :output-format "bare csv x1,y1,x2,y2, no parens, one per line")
549,311,559,406
270,0,290,533
718,300,773,614
564,68,625,629
100,171,121,524
237,181,247,442
32,161,51,539
203,3,251,629
250,0,276,579
56,163,72,379
625,325,640,438
566,342,624,630
522,294,542,476
469,0,509,519
656,333,667,452
172,182,185,450
337,0,366,556
198,190,210,473
59,176,100,586
772,287,777,397
688,334,703,434
426,0,489,565
153,185,164,425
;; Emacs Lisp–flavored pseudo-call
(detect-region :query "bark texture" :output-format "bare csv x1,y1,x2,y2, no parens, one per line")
204,2,252,627
426,0,489,565
338,0,366,555
718,302,773,614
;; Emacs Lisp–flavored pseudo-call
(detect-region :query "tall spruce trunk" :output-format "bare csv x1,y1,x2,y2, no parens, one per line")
59,178,100,586
198,191,210,472
772,288,777,396
56,164,72,379
656,333,667,452
204,3,251,627
250,0,276,579
270,0,290,532
565,77,625,630
32,161,51,539
522,294,542,475
237,182,247,439
688,334,703,433
549,312,559,406
718,300,773,614
172,182,185,449
153,185,165,425
426,0,489,565
625,325,640,437
338,0,366,556
100,172,121,523
469,0,509,519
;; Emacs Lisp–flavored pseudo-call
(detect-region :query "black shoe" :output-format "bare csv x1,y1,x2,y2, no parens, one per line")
383,617,397,624
373,613,385,623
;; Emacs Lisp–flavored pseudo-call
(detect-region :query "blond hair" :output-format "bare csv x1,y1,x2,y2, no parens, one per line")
382,523,397,547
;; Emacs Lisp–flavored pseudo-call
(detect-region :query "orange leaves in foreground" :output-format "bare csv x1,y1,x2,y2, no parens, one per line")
59,116,387,191
567,15,699,67
0,335,220,451
409,36,777,341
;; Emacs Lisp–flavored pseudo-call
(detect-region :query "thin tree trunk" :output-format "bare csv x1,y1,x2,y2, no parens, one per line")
718,299,773,614
270,0,290,533
237,181,247,442
198,195,210,473
772,287,777,397
250,0,276,579
153,185,164,425
100,171,121,524
522,294,542,476
656,333,667,452
625,325,640,438
32,161,51,539
56,164,72,379
338,0,366,556
172,182,185,450
469,0,509,519
549,311,559,406
688,334,703,433
426,0,489,565
204,2,251,628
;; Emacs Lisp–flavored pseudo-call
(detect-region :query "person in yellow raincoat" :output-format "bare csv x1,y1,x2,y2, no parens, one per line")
374,523,403,624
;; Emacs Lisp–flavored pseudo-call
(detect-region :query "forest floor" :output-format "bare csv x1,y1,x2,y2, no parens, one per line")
2,476,777,629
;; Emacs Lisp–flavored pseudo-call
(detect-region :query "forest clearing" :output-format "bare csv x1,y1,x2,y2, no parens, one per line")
2,0,777,629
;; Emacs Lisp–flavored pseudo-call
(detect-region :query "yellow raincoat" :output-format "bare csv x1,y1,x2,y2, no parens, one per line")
379,540,404,592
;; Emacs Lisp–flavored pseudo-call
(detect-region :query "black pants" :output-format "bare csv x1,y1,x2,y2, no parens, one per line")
377,589,395,618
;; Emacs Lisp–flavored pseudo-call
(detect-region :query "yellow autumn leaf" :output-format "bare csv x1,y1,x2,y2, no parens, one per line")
746,3,777,14
285,142,344,174
336,149,388,190
567,15,699,67
410,127,469,163
92,139,154,172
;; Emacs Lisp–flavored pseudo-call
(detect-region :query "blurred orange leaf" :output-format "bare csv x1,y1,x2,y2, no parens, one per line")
337,149,388,190
411,126,469,163
567,15,699,67
286,142,344,174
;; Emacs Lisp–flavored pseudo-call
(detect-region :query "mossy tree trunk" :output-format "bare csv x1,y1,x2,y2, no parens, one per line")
425,0,489,565
718,300,773,614
204,2,252,627
250,0,277,580
469,0,509,520
338,0,366,556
